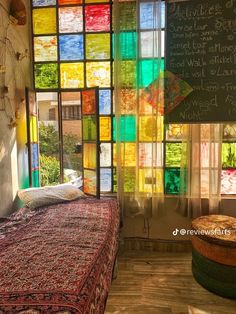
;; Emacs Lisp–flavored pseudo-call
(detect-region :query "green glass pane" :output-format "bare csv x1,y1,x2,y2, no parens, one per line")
32,170,40,187
165,168,180,195
83,116,96,141
139,59,164,88
222,143,236,168
34,63,58,89
113,115,136,142
165,143,182,167
120,61,136,88
112,32,136,60
86,34,110,60
117,2,136,31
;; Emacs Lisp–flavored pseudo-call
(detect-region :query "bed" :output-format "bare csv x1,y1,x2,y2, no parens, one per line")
0,197,119,313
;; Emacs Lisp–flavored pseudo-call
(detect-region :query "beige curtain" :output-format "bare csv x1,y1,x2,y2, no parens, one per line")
114,0,164,219
179,124,223,218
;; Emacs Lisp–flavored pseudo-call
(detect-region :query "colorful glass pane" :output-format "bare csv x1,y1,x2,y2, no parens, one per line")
120,61,136,88
166,124,185,141
30,116,38,142
82,90,96,115
114,32,137,60
33,8,56,35
120,89,136,114
164,168,182,194
83,143,96,169
59,35,83,60
86,62,110,88
123,167,136,192
201,143,219,168
84,169,96,195
165,143,182,167
59,0,82,5
100,117,111,141
31,143,39,170
139,59,164,88
223,124,236,140
222,143,236,168
34,36,57,62
118,2,136,31
33,0,56,6
221,170,236,194
139,168,163,193
140,30,165,58
59,7,83,33
86,0,109,3
83,116,96,141
100,143,111,167
113,143,136,167
86,34,110,60
60,63,84,88
99,90,111,115
139,116,163,142
34,63,58,89
32,169,40,188
100,168,112,192
139,143,162,167
140,1,165,29
85,5,110,32
113,116,136,142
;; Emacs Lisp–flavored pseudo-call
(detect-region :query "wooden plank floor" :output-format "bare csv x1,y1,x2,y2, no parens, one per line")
105,251,236,314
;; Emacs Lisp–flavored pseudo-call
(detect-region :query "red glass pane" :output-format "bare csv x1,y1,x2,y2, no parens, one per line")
58,0,82,4
85,5,110,32
82,90,96,115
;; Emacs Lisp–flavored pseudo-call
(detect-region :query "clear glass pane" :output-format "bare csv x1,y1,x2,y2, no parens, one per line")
34,36,57,61
100,143,111,167
37,92,60,186
221,170,236,194
100,168,112,192
59,7,83,33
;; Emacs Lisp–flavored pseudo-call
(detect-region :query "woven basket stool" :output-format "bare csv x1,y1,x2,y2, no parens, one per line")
191,215,236,299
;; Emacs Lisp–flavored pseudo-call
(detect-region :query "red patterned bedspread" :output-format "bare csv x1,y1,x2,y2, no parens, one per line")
0,198,119,314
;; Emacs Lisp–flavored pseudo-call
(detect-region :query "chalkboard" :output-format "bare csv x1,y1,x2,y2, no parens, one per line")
165,0,236,123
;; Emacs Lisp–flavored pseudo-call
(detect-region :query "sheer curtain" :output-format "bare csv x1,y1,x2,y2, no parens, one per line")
114,0,164,219
179,124,223,218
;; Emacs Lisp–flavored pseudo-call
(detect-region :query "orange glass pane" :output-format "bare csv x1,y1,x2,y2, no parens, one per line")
59,0,82,4
82,90,96,115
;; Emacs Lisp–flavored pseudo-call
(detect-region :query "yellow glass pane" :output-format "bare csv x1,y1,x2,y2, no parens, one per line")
83,143,96,169
100,117,111,141
113,143,136,167
60,63,84,88
139,168,163,193
33,8,56,35
30,116,38,142
86,34,110,60
139,116,163,141
86,62,110,88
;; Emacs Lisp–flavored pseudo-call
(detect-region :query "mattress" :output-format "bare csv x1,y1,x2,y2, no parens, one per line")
0,198,119,313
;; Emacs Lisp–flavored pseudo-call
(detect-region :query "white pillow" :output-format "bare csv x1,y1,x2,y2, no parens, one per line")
18,184,85,209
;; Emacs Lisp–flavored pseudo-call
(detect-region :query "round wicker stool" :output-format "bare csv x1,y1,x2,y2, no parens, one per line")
191,215,236,299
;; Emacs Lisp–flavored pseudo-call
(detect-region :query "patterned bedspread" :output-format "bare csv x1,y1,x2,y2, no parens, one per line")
0,198,119,314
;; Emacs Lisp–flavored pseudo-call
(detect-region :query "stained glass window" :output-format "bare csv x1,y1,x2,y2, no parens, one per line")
84,169,97,195
59,35,84,61
165,168,181,194
34,63,58,89
222,143,236,168
139,116,163,142
83,116,96,141
86,62,110,88
34,36,57,62
140,30,165,58
85,5,110,32
60,63,84,88
59,0,82,5
221,170,236,194
59,7,83,33
140,1,165,29
83,143,96,169
139,169,163,193
33,8,56,34
165,143,182,167
86,34,110,60
100,168,112,192
139,143,163,167
113,143,136,167
118,2,137,31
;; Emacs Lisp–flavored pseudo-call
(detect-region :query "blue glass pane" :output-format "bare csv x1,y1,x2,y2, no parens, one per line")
31,143,39,170
140,2,165,29
33,0,56,6
59,35,84,61
99,90,111,115
100,168,112,192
